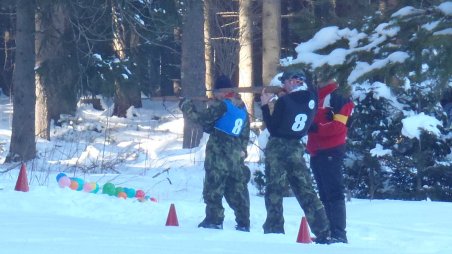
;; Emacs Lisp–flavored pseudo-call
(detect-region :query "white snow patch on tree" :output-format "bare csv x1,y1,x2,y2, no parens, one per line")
401,113,442,139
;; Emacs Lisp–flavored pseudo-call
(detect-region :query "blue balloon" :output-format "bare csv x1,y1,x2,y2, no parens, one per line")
56,172,67,182
124,188,136,198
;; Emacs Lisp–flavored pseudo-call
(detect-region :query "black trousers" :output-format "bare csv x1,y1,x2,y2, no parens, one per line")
310,145,347,241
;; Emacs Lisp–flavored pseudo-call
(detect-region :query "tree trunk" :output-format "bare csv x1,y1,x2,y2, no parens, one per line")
5,0,36,162
181,0,206,148
35,2,78,140
0,4,15,97
112,76,142,117
262,0,281,86
111,0,141,117
238,0,254,118
204,0,214,98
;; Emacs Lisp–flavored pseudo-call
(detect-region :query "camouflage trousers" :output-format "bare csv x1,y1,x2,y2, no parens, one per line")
263,137,330,237
202,143,251,227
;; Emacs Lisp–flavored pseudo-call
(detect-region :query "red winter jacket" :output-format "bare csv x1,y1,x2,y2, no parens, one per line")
307,81,354,156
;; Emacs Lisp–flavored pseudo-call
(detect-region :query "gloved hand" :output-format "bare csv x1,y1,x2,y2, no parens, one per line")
308,123,318,133
178,98,190,111
325,109,334,121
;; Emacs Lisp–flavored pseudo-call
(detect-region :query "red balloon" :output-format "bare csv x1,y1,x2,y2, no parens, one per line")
135,189,145,198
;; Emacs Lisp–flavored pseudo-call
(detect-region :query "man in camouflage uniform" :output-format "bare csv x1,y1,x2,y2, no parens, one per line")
260,70,332,243
179,75,251,232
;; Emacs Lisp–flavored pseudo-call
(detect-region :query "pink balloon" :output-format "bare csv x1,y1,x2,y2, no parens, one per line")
58,176,71,188
83,182,94,192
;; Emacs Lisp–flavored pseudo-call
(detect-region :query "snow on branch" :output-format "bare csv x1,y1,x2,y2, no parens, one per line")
401,113,442,139
348,51,409,84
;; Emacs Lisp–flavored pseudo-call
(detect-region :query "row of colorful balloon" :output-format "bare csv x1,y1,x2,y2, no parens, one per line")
56,173,157,202
101,182,146,200
56,173,99,193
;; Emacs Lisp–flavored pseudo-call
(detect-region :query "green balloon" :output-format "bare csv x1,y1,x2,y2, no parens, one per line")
115,187,124,196
102,182,116,196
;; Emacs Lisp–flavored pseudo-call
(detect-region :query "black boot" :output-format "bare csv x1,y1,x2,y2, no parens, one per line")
327,200,347,243
235,225,250,232
262,221,285,234
198,219,223,230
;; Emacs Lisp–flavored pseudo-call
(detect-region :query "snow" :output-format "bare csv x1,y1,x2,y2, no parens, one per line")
134,14,145,26
401,112,443,139
374,22,400,38
93,54,103,61
348,51,409,84
391,6,424,18
282,26,365,68
280,22,406,84
370,144,393,157
437,2,452,16
433,28,452,36
422,20,441,31
352,81,405,111
1,96,452,254
269,72,284,86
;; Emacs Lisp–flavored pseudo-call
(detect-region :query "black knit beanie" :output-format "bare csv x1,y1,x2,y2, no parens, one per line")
214,75,234,90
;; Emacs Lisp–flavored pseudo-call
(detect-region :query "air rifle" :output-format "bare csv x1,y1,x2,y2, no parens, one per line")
208,85,284,94
179,86,284,101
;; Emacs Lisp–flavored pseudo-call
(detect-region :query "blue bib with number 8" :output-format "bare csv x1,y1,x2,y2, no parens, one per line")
215,100,247,137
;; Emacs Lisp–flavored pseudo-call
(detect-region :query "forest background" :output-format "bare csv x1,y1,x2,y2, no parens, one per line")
0,0,451,201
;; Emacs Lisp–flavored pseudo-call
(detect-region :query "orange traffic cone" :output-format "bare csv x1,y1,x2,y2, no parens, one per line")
14,163,29,192
165,203,179,226
296,216,313,243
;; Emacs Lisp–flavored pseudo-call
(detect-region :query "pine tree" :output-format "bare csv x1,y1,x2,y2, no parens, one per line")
282,2,452,200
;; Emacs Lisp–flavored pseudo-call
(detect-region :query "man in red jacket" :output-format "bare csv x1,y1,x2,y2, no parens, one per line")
307,79,354,244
